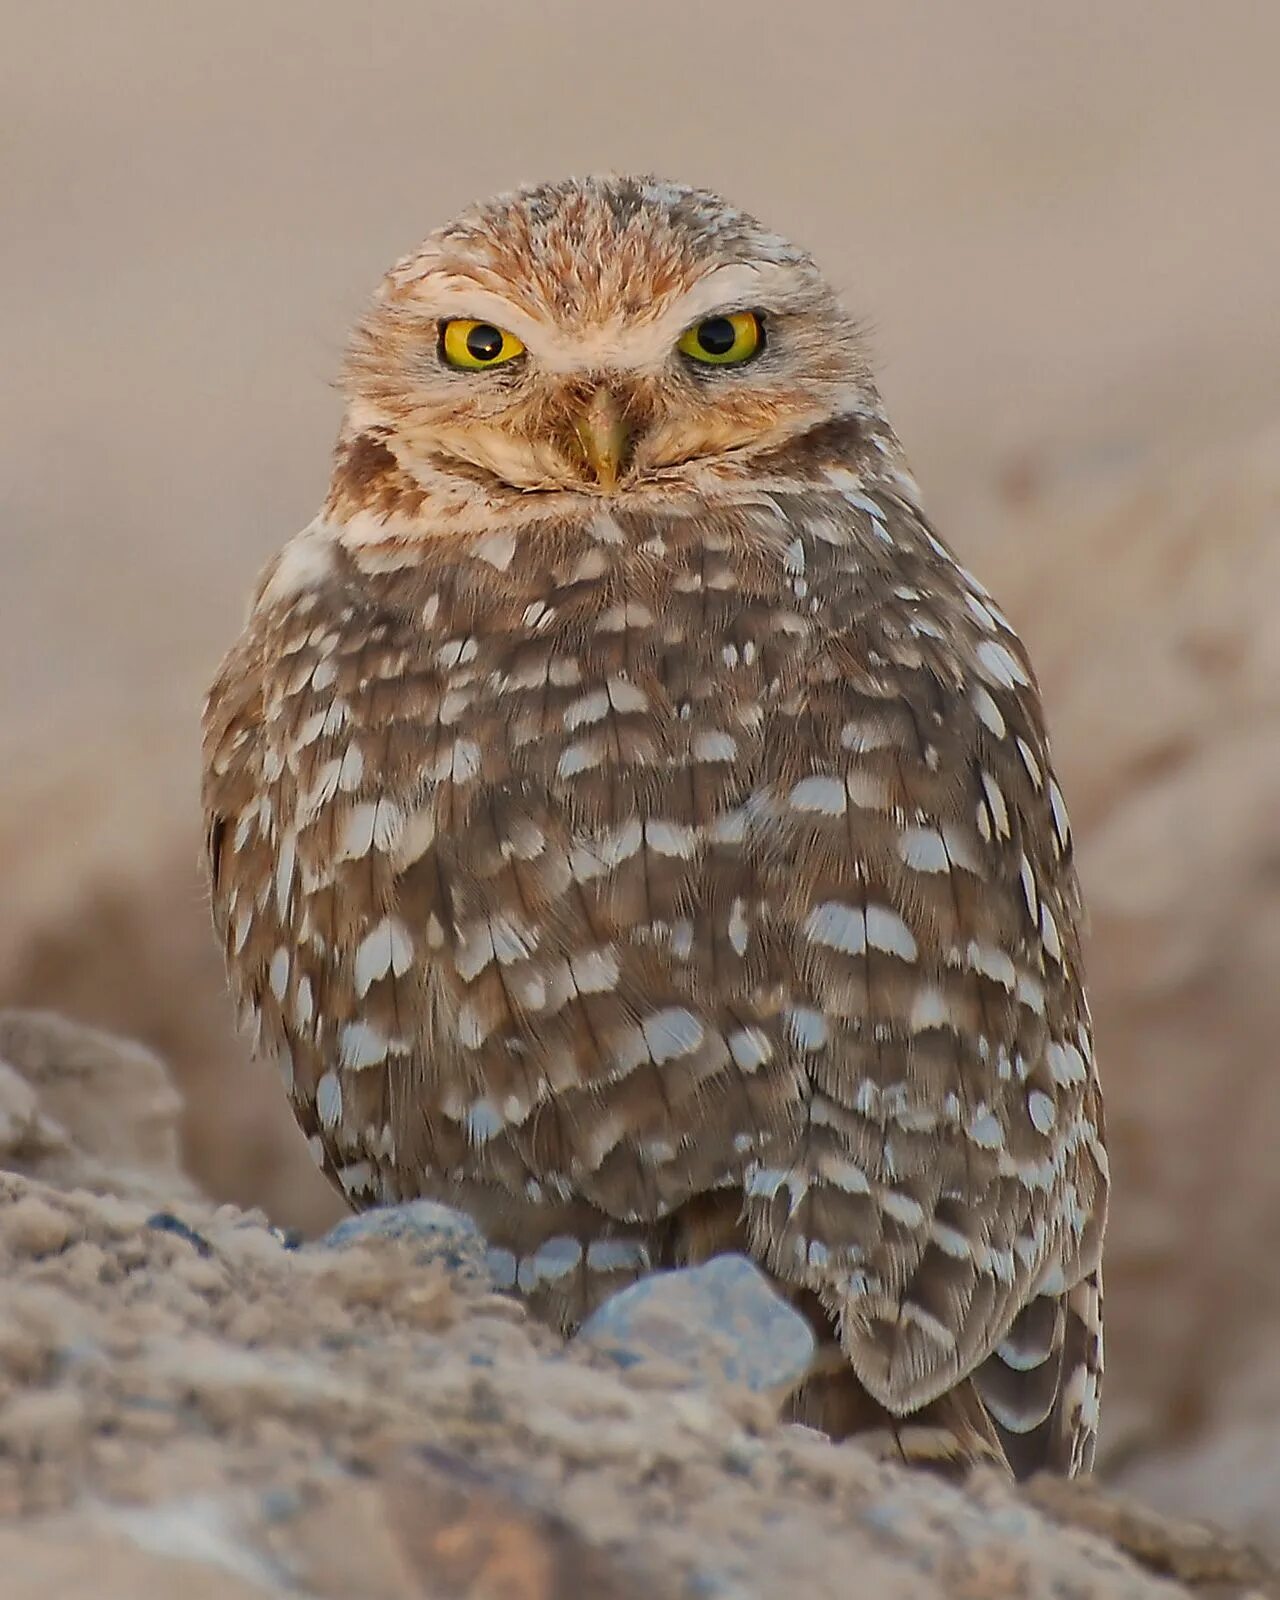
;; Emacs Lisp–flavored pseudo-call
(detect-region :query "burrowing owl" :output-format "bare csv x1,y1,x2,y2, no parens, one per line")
202,176,1106,1476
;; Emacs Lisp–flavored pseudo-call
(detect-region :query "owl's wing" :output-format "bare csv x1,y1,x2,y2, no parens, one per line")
201,534,460,1210
739,485,1107,1472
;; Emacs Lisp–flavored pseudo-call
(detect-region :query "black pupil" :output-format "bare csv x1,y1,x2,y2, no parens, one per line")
466,323,505,362
697,316,739,356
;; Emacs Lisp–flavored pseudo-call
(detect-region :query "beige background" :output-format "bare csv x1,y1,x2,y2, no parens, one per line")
3,0,1279,1540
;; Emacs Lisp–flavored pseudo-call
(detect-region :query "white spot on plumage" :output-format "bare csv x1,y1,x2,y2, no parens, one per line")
929,1221,973,1260
728,1027,771,1071
471,529,517,570
591,513,625,544
966,941,1017,990
693,730,736,762
727,898,750,956
564,689,610,729
976,639,1030,689
274,830,297,919
642,1007,705,1064
257,524,336,608
1049,779,1072,852
840,719,893,753
337,1161,374,1196
457,1001,490,1050
789,775,847,815
745,1166,789,1201
709,807,748,844
441,739,482,784
570,947,620,994
1016,737,1044,789
969,1109,1004,1149
316,1071,343,1130
1040,902,1064,962
338,799,406,861
339,1021,390,1070
866,906,918,961
965,592,1001,632
309,657,338,692
645,820,698,857
437,638,478,668
980,770,1011,840
558,740,602,778
465,1100,505,1143
882,1191,926,1228
337,742,363,793
1019,853,1040,920
518,1237,583,1291
897,827,949,874
1027,1090,1057,1134
439,689,472,725
818,1153,871,1195
786,1007,829,1051
595,601,654,632
269,947,290,1000
804,902,866,955
354,918,414,995
1047,1040,1089,1086
971,684,1007,738
902,1302,958,1350
909,986,953,1034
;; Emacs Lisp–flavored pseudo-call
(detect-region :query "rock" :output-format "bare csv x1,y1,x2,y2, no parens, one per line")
0,1011,200,1205
577,1255,817,1399
0,1157,1273,1598
4,1194,74,1258
0,1520,276,1600
377,1449,652,1600
319,1200,492,1280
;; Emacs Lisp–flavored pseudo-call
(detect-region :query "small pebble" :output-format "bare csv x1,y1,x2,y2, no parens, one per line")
577,1255,816,1398
146,1212,214,1257
319,1201,491,1279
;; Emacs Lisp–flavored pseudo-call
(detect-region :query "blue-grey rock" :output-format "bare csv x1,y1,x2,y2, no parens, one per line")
318,1201,490,1278
576,1254,815,1397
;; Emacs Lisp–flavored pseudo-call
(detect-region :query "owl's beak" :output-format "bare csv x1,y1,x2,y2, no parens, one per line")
573,387,632,489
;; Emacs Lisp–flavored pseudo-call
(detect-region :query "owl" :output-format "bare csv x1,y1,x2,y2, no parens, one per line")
202,175,1106,1477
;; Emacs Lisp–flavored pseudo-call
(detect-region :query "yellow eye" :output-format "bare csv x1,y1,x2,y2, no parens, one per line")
440,319,525,370
677,310,764,366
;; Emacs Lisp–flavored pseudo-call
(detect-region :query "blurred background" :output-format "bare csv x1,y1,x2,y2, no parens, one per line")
3,0,1278,1544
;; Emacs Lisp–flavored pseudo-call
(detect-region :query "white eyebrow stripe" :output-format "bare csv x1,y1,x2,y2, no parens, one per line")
669,262,791,325
402,261,800,375
403,285,550,348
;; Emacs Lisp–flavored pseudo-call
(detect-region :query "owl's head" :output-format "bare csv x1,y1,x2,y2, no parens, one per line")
343,176,878,501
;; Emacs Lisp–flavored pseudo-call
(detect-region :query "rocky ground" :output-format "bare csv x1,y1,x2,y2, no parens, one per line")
1,1008,1275,1600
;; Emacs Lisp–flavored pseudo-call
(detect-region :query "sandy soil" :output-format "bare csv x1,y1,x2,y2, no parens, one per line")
3,0,1280,1575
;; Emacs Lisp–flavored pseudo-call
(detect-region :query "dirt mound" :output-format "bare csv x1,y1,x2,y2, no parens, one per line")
0,1013,1273,1599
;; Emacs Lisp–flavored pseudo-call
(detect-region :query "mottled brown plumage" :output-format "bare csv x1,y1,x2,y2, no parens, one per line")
202,175,1106,1476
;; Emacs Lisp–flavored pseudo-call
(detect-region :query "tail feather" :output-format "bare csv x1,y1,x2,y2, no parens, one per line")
975,1268,1103,1477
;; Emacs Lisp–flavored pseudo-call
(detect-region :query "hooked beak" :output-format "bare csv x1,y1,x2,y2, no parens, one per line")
572,387,632,489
